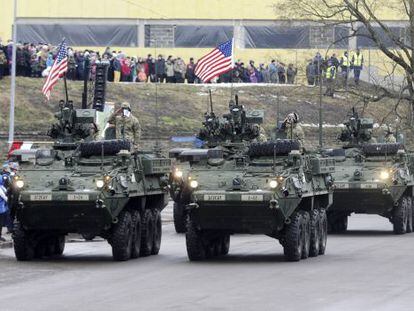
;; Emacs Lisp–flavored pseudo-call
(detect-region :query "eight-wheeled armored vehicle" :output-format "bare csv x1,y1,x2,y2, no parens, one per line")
169,95,265,233
183,140,335,261
327,110,414,234
9,62,171,261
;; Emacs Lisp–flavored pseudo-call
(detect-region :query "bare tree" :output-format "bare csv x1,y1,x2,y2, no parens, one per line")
275,0,414,115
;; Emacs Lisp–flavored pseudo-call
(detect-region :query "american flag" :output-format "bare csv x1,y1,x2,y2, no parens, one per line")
42,39,68,100
195,39,234,83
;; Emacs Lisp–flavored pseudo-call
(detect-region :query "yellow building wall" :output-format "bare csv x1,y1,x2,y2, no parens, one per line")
0,0,407,41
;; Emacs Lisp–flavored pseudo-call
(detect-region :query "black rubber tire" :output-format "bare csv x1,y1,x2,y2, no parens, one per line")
319,209,328,255
81,233,96,241
406,197,413,233
34,242,46,258
362,143,404,156
111,211,133,261
328,214,348,233
54,236,65,256
186,217,206,261
309,209,320,257
393,197,408,235
248,140,300,157
151,210,162,255
140,209,154,257
283,212,303,262
213,239,222,256
301,211,311,259
130,210,142,259
173,202,187,234
221,235,230,255
79,139,131,157
12,222,34,261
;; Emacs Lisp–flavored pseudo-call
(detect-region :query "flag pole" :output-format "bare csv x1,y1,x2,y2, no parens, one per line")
8,0,18,147
63,74,69,104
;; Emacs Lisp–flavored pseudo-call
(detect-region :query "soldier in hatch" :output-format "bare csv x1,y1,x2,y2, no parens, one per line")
282,112,305,149
381,125,397,144
108,102,141,150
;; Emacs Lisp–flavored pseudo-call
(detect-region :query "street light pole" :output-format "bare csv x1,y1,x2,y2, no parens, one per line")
8,0,18,146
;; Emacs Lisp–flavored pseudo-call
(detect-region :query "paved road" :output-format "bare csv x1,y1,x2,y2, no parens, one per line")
1,207,414,311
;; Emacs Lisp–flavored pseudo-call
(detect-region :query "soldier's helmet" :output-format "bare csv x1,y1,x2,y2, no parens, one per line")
381,124,393,134
285,112,299,124
121,102,131,111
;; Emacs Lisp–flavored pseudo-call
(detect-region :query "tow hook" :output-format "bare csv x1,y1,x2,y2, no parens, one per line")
269,199,279,209
285,218,291,225
188,203,199,210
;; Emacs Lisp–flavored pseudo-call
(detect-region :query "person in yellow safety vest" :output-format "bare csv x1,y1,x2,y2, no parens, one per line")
340,51,351,87
324,62,337,97
352,48,364,86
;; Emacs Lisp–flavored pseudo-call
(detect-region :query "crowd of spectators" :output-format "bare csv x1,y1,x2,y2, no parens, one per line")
0,40,298,84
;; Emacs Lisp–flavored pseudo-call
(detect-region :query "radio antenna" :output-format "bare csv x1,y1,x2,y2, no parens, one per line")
153,39,161,156
209,89,214,114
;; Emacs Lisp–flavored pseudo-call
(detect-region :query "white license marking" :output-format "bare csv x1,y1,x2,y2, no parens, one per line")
361,183,377,189
203,194,226,201
30,194,52,201
68,194,90,201
241,194,264,201
335,183,349,189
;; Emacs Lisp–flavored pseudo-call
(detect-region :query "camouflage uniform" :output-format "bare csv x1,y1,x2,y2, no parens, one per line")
258,126,268,142
285,123,305,148
108,102,142,149
385,134,397,143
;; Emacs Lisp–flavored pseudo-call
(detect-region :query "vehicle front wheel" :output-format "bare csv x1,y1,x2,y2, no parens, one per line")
283,212,303,262
393,197,408,235
220,235,230,255
173,202,187,233
111,211,133,261
12,222,34,261
406,197,413,233
186,217,206,261
151,210,162,255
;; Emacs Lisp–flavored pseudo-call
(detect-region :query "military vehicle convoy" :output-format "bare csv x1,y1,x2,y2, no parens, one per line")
327,109,414,234
169,95,265,233
181,139,335,261
9,63,171,261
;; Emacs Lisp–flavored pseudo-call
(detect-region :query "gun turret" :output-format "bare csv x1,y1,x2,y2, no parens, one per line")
197,95,264,147
48,102,97,144
339,108,374,147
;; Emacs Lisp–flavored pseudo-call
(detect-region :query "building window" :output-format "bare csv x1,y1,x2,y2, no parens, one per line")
16,24,138,47
244,26,310,49
174,25,233,47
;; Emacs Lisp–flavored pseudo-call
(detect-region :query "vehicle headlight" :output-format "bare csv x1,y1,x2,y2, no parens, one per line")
174,170,183,178
190,180,198,189
96,180,105,189
15,179,24,189
269,180,278,189
380,170,390,180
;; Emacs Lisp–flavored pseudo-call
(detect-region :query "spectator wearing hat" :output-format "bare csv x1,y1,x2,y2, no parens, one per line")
155,55,166,83
186,58,196,84
286,64,297,84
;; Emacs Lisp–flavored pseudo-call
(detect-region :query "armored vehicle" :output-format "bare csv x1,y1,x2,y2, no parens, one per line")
327,109,414,234
169,95,264,233
182,140,334,261
9,63,171,261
